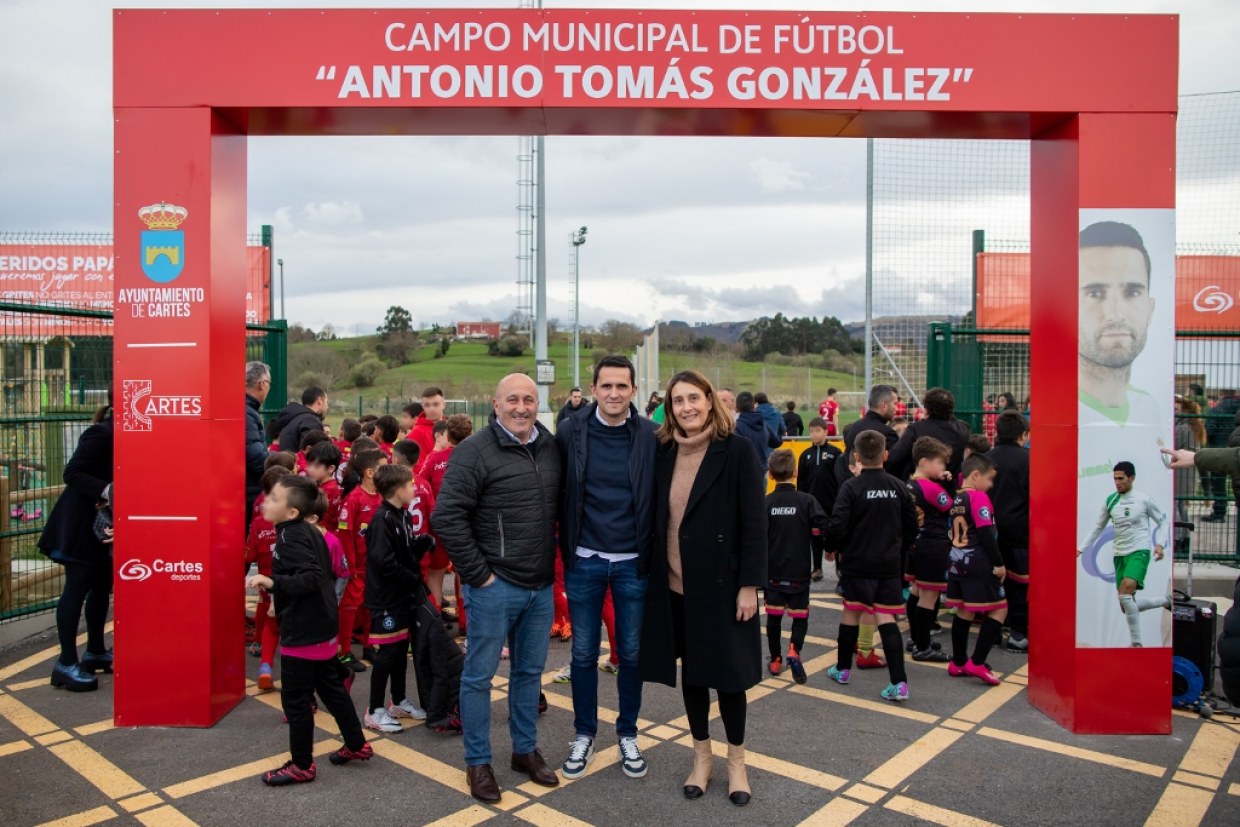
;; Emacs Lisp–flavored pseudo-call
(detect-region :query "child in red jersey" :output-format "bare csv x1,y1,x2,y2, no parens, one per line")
306,442,343,532
408,387,444,467
422,414,473,498
337,449,386,673
334,418,361,468
295,431,331,476
247,476,372,786
946,454,1007,686
375,415,400,460
905,437,954,663
398,402,422,441
248,466,291,690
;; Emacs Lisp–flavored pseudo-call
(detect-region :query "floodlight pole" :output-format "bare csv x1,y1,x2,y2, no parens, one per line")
863,138,874,401
534,134,549,415
571,226,587,390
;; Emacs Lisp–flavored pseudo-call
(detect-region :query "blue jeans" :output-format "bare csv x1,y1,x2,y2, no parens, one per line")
460,577,553,766
566,555,647,739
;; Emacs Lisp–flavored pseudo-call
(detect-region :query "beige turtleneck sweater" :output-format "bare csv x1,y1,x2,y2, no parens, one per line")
666,426,715,595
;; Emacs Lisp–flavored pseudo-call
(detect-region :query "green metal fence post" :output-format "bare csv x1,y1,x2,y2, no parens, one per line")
263,319,288,422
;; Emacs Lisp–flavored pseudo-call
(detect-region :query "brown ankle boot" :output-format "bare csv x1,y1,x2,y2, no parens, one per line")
726,743,751,806
683,738,713,799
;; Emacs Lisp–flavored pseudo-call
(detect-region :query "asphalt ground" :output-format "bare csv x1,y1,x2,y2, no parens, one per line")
1,574,1238,827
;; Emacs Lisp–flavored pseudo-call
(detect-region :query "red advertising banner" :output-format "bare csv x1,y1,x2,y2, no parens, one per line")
115,9,1176,135
0,244,269,323
976,252,1240,331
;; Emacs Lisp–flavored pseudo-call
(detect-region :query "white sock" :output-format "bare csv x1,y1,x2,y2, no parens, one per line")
1135,595,1168,612
1119,595,1142,646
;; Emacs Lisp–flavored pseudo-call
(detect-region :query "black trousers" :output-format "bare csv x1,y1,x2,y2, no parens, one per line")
281,654,365,769
56,562,112,666
368,640,409,713
670,592,747,746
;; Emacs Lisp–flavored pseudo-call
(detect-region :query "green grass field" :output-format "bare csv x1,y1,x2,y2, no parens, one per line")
293,335,863,421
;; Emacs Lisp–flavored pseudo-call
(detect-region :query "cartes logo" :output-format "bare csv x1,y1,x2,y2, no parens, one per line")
1193,285,1234,314
122,379,203,432
138,202,188,283
118,558,203,582
117,559,152,581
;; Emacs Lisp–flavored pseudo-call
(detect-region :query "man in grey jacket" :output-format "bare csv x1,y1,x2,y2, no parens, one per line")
244,360,271,533
432,373,562,803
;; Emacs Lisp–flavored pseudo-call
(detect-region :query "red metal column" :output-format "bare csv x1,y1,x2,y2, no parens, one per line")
113,107,247,726
1029,113,1176,734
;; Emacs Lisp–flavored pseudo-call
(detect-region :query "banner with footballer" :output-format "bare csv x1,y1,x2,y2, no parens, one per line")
1075,208,1175,648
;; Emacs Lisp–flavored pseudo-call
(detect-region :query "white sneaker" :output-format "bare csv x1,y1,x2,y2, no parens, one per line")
553,663,572,683
561,735,594,779
364,707,403,733
618,736,648,778
389,698,427,720
598,659,619,675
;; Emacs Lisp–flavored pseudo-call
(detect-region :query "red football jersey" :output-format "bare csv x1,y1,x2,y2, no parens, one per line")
319,477,343,536
423,445,454,498
338,486,383,568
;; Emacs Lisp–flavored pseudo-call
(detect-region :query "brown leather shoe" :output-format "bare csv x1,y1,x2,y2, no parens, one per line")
511,749,560,786
466,764,502,802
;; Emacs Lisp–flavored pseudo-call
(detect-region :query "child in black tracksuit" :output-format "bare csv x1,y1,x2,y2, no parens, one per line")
247,476,371,786
822,431,920,702
362,464,434,734
765,449,829,685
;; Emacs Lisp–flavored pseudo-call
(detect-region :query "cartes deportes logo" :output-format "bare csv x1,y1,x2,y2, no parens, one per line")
1193,285,1235,314
122,379,203,432
138,202,188,283
118,558,203,582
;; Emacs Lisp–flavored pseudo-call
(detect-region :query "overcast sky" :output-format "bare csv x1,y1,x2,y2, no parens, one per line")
2,0,1237,333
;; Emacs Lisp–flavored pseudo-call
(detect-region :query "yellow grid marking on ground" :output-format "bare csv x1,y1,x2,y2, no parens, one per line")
34,805,119,827
674,734,848,791
0,688,61,736
643,724,683,740
35,730,74,746
131,805,199,827
0,738,33,758
117,793,164,813
0,623,114,683
1143,782,1217,827
788,683,940,724
885,794,1004,826
1177,721,1240,778
423,805,495,827
942,718,974,732
865,727,965,790
47,740,146,799
951,681,1025,724
7,677,50,691
536,688,655,731
1173,770,1220,791
369,736,527,810
162,740,341,799
666,683,780,730
75,719,114,737
842,782,887,803
1229,782,1240,797
513,802,593,827
976,727,1167,778
800,795,870,826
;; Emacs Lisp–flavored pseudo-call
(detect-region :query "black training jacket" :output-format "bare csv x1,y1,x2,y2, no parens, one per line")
797,442,841,493
365,501,431,613
835,412,900,487
823,468,919,579
987,440,1030,548
886,417,971,487
269,518,338,648
432,418,561,590
766,483,829,583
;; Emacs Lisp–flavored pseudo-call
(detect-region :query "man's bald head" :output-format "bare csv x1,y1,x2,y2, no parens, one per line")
493,373,539,444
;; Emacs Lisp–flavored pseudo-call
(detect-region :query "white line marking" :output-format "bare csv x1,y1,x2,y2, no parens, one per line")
126,342,197,348
127,516,199,522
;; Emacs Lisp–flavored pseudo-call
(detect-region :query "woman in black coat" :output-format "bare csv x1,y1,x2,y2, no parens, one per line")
639,370,766,807
37,395,114,692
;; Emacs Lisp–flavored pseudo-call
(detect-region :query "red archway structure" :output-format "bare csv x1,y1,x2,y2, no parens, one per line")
113,8,1178,733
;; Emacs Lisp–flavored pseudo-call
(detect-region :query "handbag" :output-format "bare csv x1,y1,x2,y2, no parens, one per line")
93,488,114,543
